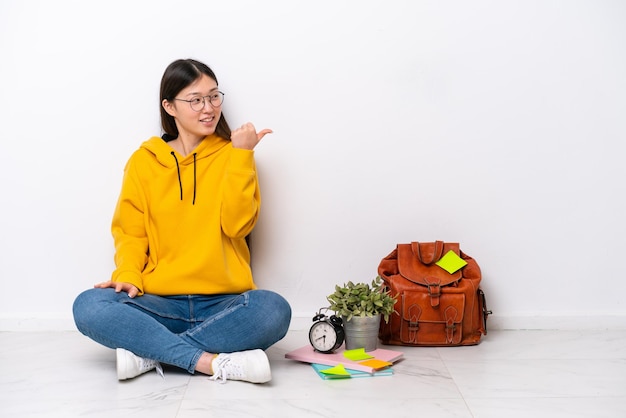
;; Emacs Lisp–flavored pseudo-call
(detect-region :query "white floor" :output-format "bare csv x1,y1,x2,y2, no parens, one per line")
1,329,625,418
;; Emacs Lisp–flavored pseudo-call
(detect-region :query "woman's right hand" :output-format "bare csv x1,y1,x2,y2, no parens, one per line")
94,280,140,298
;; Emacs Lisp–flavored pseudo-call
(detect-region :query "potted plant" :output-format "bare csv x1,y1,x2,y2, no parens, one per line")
326,276,397,351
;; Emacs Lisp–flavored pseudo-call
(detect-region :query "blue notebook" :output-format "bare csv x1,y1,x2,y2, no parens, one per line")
311,363,394,380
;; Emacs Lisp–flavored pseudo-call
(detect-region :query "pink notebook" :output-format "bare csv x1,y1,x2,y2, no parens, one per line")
285,345,404,374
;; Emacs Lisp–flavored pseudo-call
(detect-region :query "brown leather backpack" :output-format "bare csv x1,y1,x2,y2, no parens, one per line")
378,241,491,346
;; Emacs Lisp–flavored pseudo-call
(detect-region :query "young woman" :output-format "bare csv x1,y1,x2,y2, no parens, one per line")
73,59,291,384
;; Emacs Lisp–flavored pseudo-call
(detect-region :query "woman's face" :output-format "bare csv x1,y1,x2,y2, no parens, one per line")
163,74,222,141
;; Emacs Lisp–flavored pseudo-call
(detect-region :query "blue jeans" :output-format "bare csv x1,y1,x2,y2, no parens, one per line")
72,288,291,373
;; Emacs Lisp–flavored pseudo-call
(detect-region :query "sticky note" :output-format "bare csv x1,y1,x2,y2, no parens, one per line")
435,250,468,274
319,363,351,377
358,359,393,370
343,348,374,361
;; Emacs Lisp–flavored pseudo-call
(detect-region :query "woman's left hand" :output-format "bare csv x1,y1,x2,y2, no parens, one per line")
231,122,272,150
94,280,140,298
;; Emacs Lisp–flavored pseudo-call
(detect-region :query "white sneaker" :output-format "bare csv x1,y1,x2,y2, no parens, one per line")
209,349,271,384
116,348,163,380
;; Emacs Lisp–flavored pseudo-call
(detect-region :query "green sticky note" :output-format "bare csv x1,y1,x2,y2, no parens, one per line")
343,348,374,361
319,363,351,377
435,250,468,274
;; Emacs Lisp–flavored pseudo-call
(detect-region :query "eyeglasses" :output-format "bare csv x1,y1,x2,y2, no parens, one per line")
174,91,225,111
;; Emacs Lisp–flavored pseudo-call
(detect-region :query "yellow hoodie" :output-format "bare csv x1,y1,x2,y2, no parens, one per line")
110,134,259,296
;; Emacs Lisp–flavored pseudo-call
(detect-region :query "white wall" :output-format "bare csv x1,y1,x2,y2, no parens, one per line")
1,0,625,331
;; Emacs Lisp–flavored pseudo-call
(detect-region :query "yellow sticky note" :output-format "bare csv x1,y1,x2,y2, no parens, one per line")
435,250,468,274
343,348,374,361
359,359,393,370
319,363,351,377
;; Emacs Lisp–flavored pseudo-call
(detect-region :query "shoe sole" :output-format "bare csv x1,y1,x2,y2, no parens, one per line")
116,348,131,380
246,349,272,383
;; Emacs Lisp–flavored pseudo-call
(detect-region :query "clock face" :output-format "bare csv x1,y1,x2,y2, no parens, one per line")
309,321,338,353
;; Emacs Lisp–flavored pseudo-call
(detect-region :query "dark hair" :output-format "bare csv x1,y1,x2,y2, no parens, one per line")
159,59,231,141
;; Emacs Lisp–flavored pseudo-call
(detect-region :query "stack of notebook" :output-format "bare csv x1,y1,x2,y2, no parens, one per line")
285,345,404,379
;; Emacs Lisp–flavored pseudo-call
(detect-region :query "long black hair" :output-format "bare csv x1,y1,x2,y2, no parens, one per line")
159,59,231,141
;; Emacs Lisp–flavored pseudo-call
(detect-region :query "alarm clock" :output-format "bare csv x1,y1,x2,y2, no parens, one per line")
309,309,345,353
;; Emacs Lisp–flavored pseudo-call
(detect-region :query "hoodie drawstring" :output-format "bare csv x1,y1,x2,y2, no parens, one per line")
192,153,197,205
170,151,197,205
171,152,183,201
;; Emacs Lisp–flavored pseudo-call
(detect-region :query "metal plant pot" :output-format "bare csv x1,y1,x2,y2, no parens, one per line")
343,315,381,351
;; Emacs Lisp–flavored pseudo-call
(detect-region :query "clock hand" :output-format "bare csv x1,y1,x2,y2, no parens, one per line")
315,335,326,342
